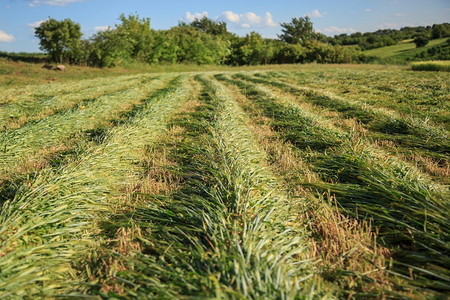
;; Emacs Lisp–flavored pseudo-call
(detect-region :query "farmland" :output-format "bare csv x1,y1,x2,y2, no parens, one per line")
363,38,449,61
0,65,449,298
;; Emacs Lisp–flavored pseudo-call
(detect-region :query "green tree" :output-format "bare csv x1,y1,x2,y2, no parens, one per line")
89,28,134,67
431,23,450,39
274,44,305,64
278,16,316,45
147,31,179,64
34,18,82,64
168,25,230,64
190,16,228,36
115,13,154,60
414,35,429,48
88,13,154,67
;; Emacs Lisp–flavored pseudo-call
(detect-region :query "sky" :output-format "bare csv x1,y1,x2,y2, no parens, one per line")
0,0,449,52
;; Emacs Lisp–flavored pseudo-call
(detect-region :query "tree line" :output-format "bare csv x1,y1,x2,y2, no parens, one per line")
326,23,450,50
35,14,372,67
34,14,448,67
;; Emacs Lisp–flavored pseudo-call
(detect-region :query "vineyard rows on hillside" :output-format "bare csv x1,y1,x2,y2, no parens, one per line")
0,67,448,298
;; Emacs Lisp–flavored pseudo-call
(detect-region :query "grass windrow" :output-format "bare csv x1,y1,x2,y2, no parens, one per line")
0,65,448,298
238,72,449,184
0,74,148,131
216,72,449,296
0,75,191,297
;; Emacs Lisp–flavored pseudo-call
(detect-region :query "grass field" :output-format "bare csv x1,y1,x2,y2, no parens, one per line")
0,64,448,298
364,38,448,62
411,60,450,72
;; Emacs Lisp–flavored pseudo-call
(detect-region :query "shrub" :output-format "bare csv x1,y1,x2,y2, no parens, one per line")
414,35,429,48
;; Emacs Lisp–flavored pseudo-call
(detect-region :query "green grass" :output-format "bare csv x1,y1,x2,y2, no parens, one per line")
238,72,449,183
411,60,450,72
0,75,146,130
78,75,324,298
264,68,450,131
217,73,450,295
0,64,448,298
0,75,171,180
0,75,192,298
364,38,448,60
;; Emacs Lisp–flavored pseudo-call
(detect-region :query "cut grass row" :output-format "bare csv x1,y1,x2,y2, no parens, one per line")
88,74,421,298
247,72,448,146
207,76,395,297
86,75,319,298
262,69,450,129
411,61,450,72
0,74,151,131
0,73,143,106
0,75,172,182
216,73,449,295
0,67,448,297
0,75,193,298
240,73,449,183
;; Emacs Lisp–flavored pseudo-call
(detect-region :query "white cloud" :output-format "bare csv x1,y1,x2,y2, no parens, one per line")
377,22,398,30
321,26,357,35
94,25,110,32
27,0,87,6
0,30,14,42
307,9,326,18
218,11,277,29
27,19,48,28
185,11,208,22
245,12,261,24
394,12,407,17
185,10,277,29
364,8,372,13
222,11,240,23
264,12,276,27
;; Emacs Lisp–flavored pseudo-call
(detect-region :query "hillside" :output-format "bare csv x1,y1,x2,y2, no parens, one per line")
364,37,448,60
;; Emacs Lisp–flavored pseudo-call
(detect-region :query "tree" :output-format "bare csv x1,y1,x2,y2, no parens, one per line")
34,18,82,63
190,16,228,36
115,13,154,60
431,23,450,39
278,16,316,45
274,44,305,64
167,25,230,64
414,35,429,48
89,28,134,67
87,13,154,67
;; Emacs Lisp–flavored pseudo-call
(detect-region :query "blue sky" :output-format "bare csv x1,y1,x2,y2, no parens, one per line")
1,0,449,52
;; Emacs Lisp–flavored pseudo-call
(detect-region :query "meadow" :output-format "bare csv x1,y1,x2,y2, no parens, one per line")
363,38,449,63
0,64,448,298
411,60,450,72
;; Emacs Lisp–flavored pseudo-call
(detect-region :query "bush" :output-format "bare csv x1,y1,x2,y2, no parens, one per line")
414,36,429,48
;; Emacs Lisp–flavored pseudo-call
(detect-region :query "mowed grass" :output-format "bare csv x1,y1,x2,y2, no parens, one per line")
0,64,448,298
364,38,448,60
411,60,450,72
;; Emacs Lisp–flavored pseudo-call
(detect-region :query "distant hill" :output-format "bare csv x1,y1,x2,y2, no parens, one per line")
327,23,449,50
363,38,449,63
